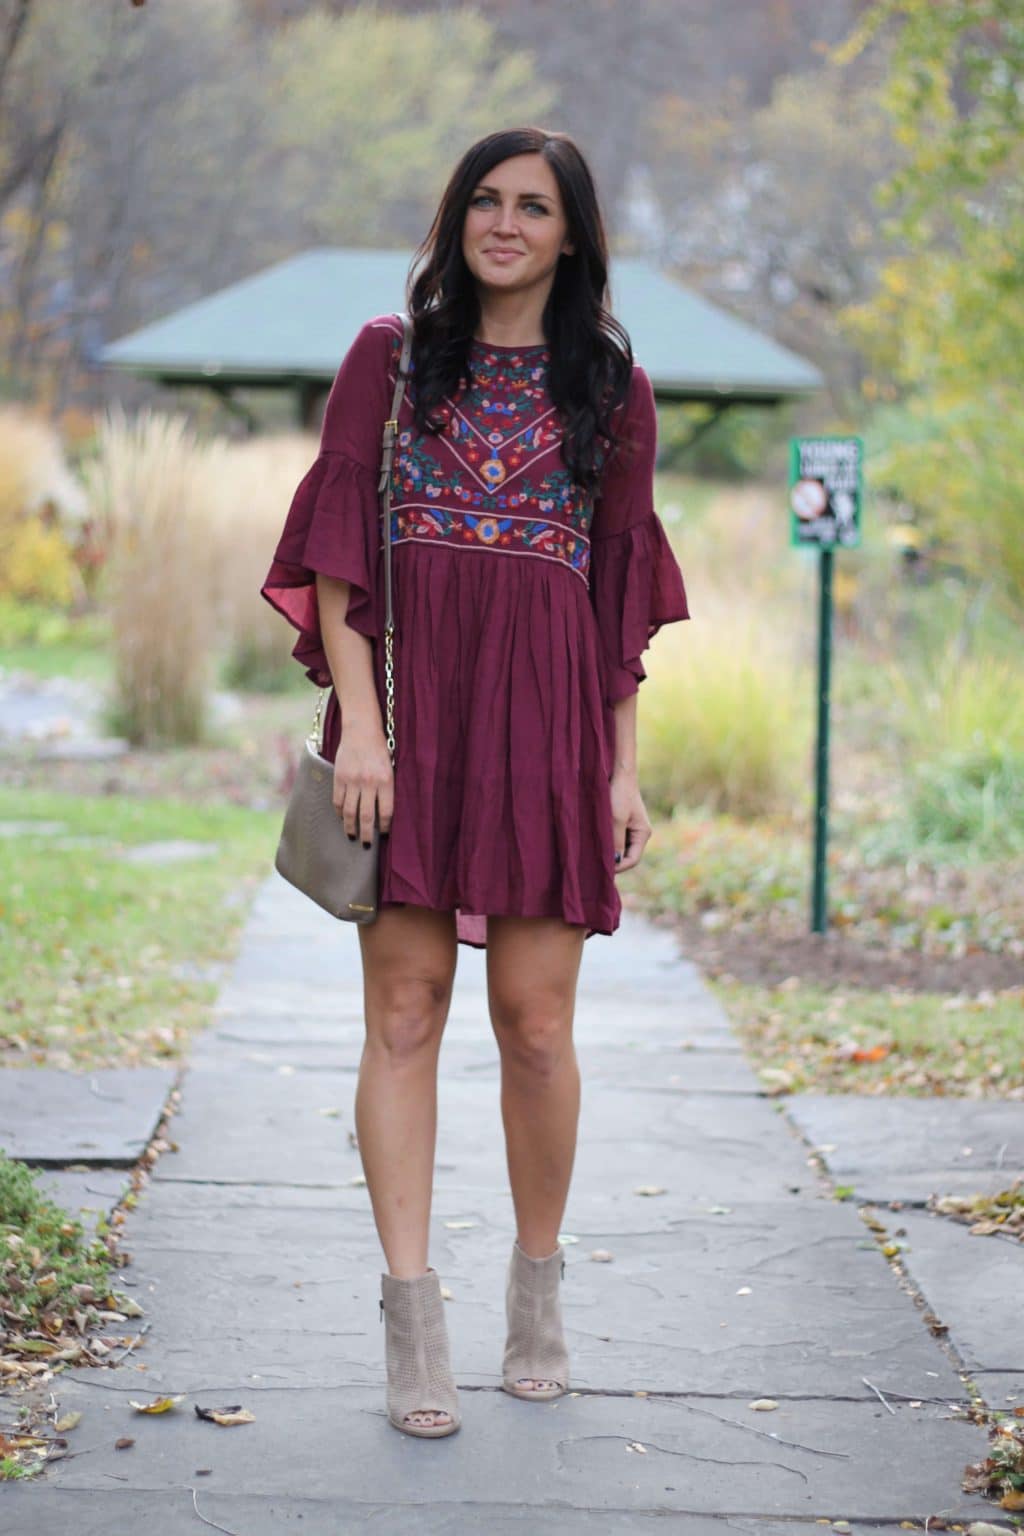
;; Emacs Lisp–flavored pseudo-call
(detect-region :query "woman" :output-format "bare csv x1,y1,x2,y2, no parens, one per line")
261,126,689,1439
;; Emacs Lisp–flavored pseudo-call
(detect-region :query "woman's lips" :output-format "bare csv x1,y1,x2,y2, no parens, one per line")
485,249,524,262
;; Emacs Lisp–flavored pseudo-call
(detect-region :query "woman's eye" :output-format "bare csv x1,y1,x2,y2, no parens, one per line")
471,194,548,215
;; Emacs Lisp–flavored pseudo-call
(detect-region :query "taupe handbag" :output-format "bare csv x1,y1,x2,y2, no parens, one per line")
274,311,413,922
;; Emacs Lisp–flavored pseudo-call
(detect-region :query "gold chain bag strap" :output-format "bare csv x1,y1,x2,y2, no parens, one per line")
274,311,413,922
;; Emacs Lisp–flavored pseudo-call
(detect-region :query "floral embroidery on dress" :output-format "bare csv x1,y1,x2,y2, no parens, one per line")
382,324,595,580
391,505,591,576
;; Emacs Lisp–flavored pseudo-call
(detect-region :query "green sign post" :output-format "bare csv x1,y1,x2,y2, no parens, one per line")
788,436,863,934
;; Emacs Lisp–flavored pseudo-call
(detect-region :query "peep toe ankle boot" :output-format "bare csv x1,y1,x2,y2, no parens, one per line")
380,1268,461,1437
501,1239,569,1400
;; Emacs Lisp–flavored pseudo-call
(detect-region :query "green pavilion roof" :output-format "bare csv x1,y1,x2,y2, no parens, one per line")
98,248,823,404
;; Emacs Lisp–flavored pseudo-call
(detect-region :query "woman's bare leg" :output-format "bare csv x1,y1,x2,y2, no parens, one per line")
486,914,586,1392
356,902,458,1431
356,902,457,1277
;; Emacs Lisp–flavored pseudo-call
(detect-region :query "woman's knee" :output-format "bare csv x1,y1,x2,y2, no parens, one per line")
365,974,451,1064
492,1002,574,1079
360,905,456,1063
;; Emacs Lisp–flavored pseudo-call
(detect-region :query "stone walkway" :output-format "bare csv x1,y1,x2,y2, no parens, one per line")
4,873,1018,1533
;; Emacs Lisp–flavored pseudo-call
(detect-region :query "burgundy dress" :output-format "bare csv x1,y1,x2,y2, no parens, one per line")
260,312,690,948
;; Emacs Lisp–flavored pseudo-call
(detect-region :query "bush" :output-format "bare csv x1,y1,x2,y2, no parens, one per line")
205,431,320,693
882,638,1024,857
639,593,812,821
637,489,815,821
82,406,218,747
889,648,1024,763
908,748,1024,858
0,595,73,648
0,405,88,606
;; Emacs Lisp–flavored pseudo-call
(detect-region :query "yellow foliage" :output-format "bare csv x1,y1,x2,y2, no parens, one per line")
880,264,911,297
4,521,78,605
0,405,87,606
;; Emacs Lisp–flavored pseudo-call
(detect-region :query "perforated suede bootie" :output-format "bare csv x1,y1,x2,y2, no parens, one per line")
379,1268,461,1437
501,1239,569,1400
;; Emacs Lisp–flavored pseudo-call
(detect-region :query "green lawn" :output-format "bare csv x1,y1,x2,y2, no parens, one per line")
712,977,1024,1097
0,788,279,1070
0,602,112,682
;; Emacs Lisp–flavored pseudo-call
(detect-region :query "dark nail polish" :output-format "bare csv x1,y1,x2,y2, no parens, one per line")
362,841,371,850
614,852,621,864
347,832,356,841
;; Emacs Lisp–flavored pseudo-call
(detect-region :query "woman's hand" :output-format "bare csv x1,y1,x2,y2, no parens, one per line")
333,722,394,847
609,768,652,872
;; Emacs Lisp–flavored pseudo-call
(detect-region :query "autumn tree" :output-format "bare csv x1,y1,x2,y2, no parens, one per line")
834,0,1024,608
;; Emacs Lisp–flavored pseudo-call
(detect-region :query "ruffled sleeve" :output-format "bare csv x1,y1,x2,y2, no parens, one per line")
259,314,399,687
588,362,690,705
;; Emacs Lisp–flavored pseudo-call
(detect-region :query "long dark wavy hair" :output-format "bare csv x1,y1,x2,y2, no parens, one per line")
405,126,634,496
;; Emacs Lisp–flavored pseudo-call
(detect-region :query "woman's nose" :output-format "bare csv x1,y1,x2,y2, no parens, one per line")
492,202,520,234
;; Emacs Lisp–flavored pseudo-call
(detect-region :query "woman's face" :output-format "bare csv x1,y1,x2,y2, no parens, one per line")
461,152,575,300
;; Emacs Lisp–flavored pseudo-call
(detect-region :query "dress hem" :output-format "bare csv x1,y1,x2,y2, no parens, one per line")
377,897,619,949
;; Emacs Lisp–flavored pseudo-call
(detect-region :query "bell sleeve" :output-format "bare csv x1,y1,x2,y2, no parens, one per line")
259,315,396,687
588,362,690,706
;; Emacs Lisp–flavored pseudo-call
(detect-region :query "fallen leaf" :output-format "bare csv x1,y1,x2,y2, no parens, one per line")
114,1436,135,1450
748,1398,778,1411
759,1067,797,1094
54,1412,81,1433
128,1394,186,1414
626,1441,647,1454
590,1249,614,1263
440,1286,453,1300
633,1185,666,1197
194,1404,255,1427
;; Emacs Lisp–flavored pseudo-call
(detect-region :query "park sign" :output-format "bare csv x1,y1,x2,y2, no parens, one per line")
789,436,862,549
788,435,864,936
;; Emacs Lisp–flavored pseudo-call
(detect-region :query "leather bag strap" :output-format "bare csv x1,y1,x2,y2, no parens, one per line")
311,312,413,764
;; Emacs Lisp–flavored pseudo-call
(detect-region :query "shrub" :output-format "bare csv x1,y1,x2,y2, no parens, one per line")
0,405,88,606
637,489,815,821
907,748,1024,858
639,591,813,821
886,643,1024,762
205,431,320,693
882,638,1024,856
82,406,217,746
